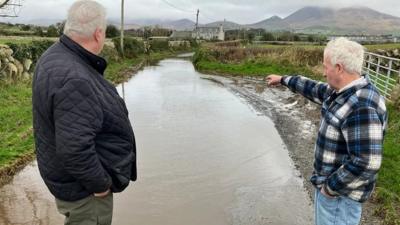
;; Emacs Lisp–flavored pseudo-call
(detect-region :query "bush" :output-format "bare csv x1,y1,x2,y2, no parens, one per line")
193,45,324,73
112,37,145,58
6,40,56,69
106,25,119,38
100,44,120,62
189,39,199,49
215,41,241,47
46,25,59,37
34,27,44,37
149,40,169,52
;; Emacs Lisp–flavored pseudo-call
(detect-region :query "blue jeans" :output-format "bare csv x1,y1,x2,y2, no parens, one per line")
314,189,362,225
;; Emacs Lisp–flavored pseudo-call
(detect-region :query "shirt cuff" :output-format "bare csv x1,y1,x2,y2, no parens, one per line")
324,183,340,197
280,76,291,86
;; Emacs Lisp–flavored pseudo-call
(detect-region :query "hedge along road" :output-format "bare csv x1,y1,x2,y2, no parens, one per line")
0,58,313,225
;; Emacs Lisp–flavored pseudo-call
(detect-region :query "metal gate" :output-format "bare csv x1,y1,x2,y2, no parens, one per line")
363,52,400,100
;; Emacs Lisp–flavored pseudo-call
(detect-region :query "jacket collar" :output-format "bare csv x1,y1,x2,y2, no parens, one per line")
60,35,107,75
330,77,369,105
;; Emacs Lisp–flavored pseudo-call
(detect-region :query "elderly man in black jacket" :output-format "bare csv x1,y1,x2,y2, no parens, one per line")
32,1,136,224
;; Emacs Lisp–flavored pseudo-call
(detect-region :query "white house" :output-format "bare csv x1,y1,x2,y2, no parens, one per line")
193,25,225,41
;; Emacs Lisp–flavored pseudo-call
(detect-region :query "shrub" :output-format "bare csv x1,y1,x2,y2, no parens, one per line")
112,37,145,58
100,44,120,62
106,25,119,38
6,40,55,69
149,40,169,52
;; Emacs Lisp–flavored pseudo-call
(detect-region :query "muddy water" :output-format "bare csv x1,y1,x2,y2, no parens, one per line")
0,162,63,225
0,58,313,225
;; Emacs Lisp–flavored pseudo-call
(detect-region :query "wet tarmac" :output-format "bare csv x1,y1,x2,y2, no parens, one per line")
0,58,313,225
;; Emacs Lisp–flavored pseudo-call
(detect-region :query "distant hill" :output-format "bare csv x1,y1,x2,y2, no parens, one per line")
126,6,400,34
246,16,289,30
247,6,400,34
22,19,63,26
204,21,241,30
113,18,196,31
162,19,196,30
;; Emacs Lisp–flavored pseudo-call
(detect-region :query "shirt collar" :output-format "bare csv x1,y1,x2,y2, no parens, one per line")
332,77,369,105
337,77,365,94
60,35,107,75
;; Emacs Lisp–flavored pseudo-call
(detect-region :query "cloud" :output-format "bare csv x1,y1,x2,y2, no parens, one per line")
1,0,399,24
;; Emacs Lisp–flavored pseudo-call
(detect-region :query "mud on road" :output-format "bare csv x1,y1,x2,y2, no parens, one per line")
202,75,381,225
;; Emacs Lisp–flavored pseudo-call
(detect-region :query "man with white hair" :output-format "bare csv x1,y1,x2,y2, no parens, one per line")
267,37,387,225
32,1,136,224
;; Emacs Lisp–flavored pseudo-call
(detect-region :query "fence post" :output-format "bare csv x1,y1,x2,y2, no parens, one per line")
384,59,393,98
367,53,371,76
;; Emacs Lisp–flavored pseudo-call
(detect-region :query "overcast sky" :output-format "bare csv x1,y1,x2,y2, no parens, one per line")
1,0,400,24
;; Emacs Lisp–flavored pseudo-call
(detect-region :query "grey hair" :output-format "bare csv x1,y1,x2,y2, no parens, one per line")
64,0,107,38
324,37,365,75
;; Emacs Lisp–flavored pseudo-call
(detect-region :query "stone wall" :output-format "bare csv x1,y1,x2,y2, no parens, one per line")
0,44,32,81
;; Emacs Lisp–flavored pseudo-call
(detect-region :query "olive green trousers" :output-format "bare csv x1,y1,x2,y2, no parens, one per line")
55,193,113,225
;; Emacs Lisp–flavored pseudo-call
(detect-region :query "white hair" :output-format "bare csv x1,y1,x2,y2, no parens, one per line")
64,0,107,38
324,37,365,75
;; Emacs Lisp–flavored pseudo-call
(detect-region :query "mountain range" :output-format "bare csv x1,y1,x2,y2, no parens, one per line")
16,6,400,35
120,6,400,35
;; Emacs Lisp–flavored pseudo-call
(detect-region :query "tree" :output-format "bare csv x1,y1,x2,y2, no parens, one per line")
262,32,275,41
47,25,59,37
56,21,66,36
247,32,255,43
21,24,31,31
143,27,152,40
152,26,172,37
34,26,44,37
1,0,23,17
106,25,119,38
307,35,315,43
277,31,293,41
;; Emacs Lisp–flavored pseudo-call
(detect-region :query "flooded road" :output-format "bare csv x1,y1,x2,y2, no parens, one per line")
0,58,313,225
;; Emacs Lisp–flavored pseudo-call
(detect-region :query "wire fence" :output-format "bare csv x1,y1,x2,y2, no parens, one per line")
363,52,400,100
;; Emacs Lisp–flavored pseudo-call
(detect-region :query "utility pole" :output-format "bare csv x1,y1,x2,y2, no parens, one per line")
121,0,125,100
120,0,125,57
195,9,199,39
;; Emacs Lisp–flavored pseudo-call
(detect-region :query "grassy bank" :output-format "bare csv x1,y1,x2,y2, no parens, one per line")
374,103,400,224
194,44,400,224
0,49,185,185
0,82,35,185
105,51,186,84
193,45,324,80
195,59,317,79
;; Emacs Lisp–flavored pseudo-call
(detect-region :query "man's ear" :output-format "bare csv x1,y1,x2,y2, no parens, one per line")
93,28,102,42
336,63,344,74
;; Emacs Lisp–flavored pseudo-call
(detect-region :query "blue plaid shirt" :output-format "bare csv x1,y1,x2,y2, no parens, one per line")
282,75,387,202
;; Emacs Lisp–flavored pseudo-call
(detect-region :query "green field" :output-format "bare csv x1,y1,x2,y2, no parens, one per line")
195,59,317,79
250,43,400,51
0,36,58,45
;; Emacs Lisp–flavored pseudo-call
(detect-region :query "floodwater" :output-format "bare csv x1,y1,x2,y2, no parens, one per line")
0,58,313,225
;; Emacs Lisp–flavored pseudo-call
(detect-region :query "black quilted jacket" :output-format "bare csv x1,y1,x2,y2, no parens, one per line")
32,35,136,201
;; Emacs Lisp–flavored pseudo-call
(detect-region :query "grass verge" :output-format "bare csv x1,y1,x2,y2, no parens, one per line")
373,103,400,225
0,82,35,185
